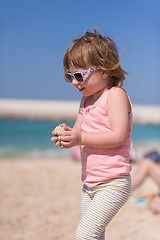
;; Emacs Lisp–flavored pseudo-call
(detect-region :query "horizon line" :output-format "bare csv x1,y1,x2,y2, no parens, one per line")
0,98,160,125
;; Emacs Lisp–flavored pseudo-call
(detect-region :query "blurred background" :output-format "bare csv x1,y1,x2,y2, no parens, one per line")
0,0,160,158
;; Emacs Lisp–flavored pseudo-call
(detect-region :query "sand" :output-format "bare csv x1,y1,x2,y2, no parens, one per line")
0,157,160,240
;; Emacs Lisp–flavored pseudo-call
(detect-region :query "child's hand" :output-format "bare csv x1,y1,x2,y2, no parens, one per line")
51,123,82,149
50,130,61,147
51,123,66,147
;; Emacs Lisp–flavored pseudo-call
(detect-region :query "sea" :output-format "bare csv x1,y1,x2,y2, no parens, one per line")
0,119,160,159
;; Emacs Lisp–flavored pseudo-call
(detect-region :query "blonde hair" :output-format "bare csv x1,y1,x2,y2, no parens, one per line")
63,29,128,87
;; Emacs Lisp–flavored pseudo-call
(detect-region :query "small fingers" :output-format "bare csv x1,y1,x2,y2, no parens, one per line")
59,135,71,142
51,136,58,143
55,140,61,147
51,136,61,147
60,141,72,149
58,135,61,141
61,123,72,131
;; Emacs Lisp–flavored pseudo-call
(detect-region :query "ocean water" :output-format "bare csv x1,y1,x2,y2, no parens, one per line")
0,120,160,158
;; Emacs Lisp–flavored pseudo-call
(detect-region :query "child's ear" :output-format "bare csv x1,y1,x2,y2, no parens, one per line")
102,72,108,79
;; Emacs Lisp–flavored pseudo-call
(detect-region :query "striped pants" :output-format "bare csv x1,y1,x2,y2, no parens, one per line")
75,174,131,240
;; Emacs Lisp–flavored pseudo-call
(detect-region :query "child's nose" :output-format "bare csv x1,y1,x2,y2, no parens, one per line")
72,78,78,86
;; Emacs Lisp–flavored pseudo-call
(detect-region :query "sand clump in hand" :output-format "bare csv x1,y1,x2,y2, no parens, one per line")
54,125,66,135
54,125,66,144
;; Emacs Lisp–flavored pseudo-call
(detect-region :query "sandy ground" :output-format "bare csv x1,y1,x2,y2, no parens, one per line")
0,157,160,240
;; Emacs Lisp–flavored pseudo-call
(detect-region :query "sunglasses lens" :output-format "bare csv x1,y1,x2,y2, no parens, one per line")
74,73,83,82
65,73,72,83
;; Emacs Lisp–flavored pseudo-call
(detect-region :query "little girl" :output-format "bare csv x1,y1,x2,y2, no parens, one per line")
51,29,132,239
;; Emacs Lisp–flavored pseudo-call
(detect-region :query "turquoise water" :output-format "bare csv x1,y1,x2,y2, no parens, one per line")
0,120,160,158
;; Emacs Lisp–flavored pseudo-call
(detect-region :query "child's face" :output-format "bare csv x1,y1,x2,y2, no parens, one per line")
69,65,109,98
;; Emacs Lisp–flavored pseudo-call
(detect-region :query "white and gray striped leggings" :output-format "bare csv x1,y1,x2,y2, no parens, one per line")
75,174,131,240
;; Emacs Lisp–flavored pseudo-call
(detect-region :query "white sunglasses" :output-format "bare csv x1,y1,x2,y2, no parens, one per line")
64,67,99,84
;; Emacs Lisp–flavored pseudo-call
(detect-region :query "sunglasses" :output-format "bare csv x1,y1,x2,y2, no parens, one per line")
64,67,99,84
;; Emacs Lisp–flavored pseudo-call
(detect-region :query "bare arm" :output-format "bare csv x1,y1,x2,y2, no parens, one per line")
81,88,130,148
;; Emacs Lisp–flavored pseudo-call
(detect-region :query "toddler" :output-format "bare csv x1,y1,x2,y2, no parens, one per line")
51,29,132,239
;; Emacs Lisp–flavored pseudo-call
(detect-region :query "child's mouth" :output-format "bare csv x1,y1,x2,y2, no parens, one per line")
79,87,85,92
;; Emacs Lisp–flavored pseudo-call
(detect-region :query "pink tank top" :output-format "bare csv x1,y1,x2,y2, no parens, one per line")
80,87,132,187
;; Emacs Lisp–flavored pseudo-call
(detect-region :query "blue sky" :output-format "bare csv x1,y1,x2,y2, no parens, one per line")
0,0,160,105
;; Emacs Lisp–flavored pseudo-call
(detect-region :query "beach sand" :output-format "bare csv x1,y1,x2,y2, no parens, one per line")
0,157,160,240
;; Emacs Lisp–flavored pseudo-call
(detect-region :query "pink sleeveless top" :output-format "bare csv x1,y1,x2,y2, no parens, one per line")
80,87,132,187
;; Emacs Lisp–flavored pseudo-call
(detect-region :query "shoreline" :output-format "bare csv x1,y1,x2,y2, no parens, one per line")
0,98,160,125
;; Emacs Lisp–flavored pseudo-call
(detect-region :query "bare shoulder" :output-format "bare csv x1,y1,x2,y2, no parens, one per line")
109,87,128,98
108,87,130,113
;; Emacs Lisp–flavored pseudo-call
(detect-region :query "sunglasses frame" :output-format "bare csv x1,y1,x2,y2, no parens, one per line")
65,67,99,84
